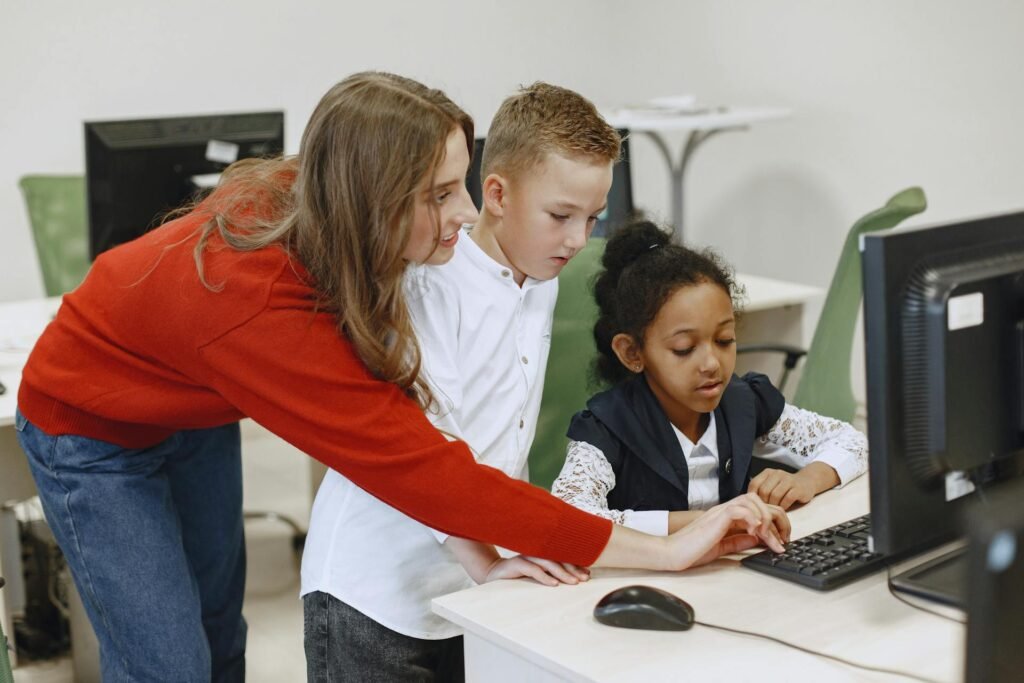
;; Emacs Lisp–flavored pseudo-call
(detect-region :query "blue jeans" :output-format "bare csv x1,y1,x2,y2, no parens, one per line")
303,591,464,682
15,410,246,682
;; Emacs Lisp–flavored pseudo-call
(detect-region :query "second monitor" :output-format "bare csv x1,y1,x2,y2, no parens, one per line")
85,111,285,259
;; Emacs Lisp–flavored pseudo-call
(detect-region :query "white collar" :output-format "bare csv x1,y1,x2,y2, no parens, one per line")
460,226,545,291
670,413,719,461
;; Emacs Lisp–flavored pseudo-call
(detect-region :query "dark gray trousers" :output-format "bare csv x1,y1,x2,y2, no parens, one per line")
303,591,464,682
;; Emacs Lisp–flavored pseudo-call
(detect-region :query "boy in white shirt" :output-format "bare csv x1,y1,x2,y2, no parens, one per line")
301,83,620,681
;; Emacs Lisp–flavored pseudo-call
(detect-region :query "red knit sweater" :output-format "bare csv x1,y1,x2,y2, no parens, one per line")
18,208,611,565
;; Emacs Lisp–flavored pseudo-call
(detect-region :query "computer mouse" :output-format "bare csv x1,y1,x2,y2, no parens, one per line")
593,584,695,631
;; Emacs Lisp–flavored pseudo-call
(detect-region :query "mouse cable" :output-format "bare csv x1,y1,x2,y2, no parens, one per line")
693,619,942,683
884,566,966,625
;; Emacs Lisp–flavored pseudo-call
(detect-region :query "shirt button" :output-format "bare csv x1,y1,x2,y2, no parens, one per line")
519,419,525,429
501,269,511,278
521,356,528,364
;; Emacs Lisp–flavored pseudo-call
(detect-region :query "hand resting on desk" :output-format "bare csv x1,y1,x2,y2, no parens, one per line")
748,462,841,511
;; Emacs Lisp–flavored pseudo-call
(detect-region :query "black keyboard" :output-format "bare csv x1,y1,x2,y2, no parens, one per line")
741,514,889,590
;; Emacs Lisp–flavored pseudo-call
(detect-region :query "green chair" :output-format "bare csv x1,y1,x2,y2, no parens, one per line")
739,187,928,422
528,237,608,490
18,175,91,296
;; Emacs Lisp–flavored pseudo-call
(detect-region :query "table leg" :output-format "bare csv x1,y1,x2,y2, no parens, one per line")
639,126,749,243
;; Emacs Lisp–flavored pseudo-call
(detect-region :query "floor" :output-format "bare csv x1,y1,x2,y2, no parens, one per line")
12,421,313,682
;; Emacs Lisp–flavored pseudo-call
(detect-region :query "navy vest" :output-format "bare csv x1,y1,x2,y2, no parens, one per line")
566,373,785,512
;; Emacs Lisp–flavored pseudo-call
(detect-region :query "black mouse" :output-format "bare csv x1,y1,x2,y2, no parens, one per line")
593,584,695,631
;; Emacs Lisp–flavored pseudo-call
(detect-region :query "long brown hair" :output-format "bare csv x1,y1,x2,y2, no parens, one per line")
193,72,474,406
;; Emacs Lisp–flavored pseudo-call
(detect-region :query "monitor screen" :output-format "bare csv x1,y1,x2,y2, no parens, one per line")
465,137,487,212
465,129,635,238
85,111,285,259
862,211,1024,559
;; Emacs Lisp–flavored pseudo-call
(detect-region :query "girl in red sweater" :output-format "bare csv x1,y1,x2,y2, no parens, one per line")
16,72,785,682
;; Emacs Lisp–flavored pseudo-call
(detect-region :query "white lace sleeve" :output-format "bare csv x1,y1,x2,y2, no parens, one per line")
551,441,669,535
754,404,869,487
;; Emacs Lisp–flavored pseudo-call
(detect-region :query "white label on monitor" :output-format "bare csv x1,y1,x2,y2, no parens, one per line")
945,470,976,502
206,139,239,165
947,292,984,331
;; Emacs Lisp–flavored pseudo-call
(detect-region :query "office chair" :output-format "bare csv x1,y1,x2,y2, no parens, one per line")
18,175,92,297
738,187,928,422
527,237,608,490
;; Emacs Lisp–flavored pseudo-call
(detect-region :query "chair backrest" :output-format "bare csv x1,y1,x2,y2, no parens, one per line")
528,237,607,489
18,175,91,296
791,187,927,421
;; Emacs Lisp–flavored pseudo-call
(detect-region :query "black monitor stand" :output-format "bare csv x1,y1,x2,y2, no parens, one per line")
889,543,968,608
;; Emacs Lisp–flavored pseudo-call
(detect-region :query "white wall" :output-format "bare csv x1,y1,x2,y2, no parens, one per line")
4,0,1024,402
0,0,624,299
606,0,1024,404
619,0,1024,276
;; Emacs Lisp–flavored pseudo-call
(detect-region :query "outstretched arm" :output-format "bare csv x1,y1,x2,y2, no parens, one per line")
593,492,788,570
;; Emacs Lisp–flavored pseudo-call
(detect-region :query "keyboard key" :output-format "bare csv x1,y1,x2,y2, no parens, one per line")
741,513,890,590
773,560,801,571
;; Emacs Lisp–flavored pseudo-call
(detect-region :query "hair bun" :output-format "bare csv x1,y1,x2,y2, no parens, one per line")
601,220,671,275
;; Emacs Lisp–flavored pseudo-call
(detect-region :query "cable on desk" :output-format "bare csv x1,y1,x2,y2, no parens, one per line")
693,619,942,683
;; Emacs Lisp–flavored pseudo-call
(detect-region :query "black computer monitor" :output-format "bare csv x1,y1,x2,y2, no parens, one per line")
862,211,1024,603
85,111,285,259
465,137,487,211
965,478,1024,683
465,129,635,237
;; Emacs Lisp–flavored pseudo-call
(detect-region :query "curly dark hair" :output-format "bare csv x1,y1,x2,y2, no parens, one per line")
593,219,745,385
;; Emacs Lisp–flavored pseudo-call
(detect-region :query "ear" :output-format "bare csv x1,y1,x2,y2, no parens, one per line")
481,173,507,217
611,333,644,374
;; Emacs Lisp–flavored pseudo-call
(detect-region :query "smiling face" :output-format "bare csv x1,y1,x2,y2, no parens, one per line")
476,152,613,284
402,126,480,265
614,280,737,436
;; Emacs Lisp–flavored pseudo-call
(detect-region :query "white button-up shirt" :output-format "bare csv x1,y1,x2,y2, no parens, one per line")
300,229,557,638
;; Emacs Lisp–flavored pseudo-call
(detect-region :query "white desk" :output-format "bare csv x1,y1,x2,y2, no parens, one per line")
604,106,791,240
0,298,315,674
0,298,60,504
434,476,964,682
0,297,60,668
734,272,821,390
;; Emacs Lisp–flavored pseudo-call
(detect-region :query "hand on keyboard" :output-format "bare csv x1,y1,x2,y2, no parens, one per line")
741,515,887,590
